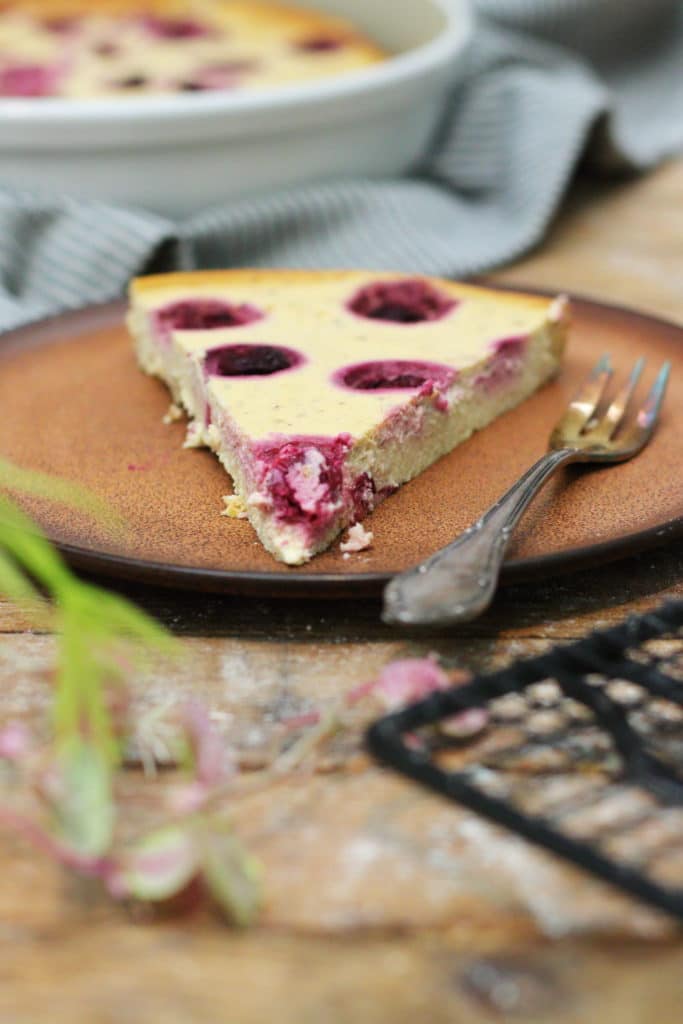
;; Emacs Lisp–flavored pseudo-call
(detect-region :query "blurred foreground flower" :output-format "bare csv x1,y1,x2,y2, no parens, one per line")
0,459,260,926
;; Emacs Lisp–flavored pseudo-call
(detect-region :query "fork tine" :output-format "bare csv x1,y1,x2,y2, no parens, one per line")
593,357,645,441
551,353,613,441
618,361,671,451
637,361,671,431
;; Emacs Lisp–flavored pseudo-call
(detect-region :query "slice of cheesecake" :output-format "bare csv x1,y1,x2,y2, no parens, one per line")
128,270,568,565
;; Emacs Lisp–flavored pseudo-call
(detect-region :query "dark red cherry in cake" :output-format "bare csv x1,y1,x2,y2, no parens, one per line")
141,16,211,39
296,36,345,52
204,344,303,377
335,359,455,391
157,299,264,333
348,279,457,324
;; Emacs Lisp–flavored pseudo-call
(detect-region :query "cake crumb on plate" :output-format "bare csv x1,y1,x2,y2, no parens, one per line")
162,402,183,425
222,495,248,519
340,522,374,554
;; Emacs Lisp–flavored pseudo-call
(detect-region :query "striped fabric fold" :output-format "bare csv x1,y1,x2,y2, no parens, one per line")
0,0,681,332
0,190,174,330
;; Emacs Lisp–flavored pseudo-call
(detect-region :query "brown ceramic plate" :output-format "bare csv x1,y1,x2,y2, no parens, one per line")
1,291,681,596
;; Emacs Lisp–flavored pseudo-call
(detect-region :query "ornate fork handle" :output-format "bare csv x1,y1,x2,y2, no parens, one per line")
383,448,579,626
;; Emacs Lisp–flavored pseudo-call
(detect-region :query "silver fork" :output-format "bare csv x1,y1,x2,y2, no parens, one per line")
383,355,671,627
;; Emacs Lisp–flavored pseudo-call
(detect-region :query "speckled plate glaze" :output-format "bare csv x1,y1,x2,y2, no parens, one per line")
1,290,681,596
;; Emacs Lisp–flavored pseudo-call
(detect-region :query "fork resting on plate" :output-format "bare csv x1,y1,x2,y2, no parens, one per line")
383,355,671,628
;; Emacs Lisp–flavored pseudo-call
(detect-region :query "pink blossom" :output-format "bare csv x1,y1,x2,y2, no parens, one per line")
179,702,234,786
372,657,452,710
166,781,210,816
0,722,31,761
359,659,488,735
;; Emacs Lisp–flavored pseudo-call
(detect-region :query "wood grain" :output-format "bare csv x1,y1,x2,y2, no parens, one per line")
494,161,683,327
2,159,683,1023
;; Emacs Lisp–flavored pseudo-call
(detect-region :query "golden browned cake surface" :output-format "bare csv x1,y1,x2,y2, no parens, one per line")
0,1,385,98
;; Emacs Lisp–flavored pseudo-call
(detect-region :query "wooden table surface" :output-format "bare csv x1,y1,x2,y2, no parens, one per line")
2,160,682,1023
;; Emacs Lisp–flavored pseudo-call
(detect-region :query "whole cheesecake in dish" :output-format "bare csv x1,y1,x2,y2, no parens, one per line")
128,270,569,566
0,0,384,98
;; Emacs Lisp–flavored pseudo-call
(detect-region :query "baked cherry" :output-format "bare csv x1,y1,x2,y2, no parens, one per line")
204,344,303,377
117,74,148,89
141,16,211,39
205,59,258,75
181,60,258,91
42,16,79,34
296,36,345,52
476,335,527,392
335,359,455,392
253,435,352,527
348,279,457,324
351,472,376,518
93,42,119,58
0,63,58,97
156,299,264,336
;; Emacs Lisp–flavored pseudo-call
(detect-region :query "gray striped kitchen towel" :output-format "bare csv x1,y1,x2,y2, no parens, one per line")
1,0,682,332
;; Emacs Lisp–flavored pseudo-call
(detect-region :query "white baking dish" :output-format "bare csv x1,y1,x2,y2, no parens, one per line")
0,0,472,216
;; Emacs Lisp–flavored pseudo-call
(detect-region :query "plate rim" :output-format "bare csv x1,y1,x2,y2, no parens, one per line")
55,517,683,597
2,286,681,597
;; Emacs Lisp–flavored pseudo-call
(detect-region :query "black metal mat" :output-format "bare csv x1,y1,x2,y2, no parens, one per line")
367,600,683,922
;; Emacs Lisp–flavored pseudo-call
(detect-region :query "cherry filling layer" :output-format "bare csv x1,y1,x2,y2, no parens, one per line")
351,472,376,520
140,16,211,40
348,279,457,324
116,75,148,89
334,359,455,393
204,343,303,378
153,298,263,346
476,335,528,393
253,435,353,532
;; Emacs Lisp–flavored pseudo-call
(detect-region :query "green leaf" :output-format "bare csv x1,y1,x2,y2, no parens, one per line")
198,818,262,927
0,547,45,610
53,740,114,858
0,484,178,765
85,588,177,654
0,496,72,595
0,457,125,535
114,826,198,902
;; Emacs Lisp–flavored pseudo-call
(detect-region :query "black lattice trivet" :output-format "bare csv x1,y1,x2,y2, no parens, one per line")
367,600,683,922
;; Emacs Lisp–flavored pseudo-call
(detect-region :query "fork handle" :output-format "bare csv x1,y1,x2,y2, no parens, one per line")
383,448,578,626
